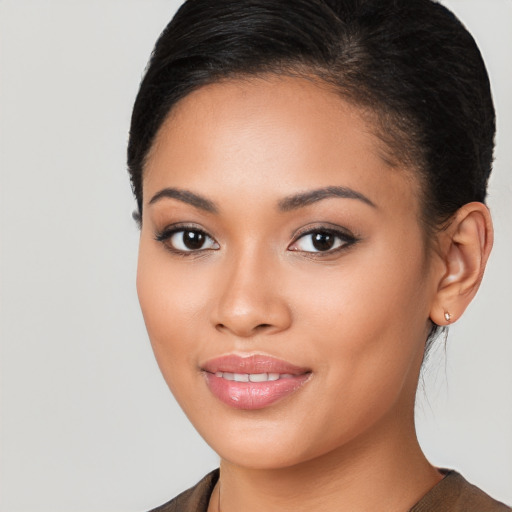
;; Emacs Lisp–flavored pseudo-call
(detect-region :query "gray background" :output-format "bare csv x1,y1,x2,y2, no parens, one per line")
0,1,511,510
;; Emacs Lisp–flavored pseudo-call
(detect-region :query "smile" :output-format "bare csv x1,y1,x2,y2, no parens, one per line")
214,372,294,382
202,354,311,410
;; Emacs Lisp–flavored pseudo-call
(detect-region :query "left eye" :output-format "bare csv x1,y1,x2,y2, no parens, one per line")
163,229,219,252
290,230,351,253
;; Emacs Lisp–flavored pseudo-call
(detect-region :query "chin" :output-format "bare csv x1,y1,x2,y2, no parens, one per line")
186,410,310,469
212,437,311,470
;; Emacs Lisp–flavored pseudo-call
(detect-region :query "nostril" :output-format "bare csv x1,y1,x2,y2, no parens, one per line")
215,322,274,335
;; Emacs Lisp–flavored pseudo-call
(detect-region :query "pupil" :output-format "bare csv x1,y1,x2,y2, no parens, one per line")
183,231,205,250
312,232,334,251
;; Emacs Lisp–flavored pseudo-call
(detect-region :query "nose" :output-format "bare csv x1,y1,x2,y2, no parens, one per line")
211,252,292,338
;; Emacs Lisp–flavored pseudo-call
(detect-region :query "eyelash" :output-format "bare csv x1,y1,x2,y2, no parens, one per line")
154,224,219,256
154,224,358,257
289,226,358,256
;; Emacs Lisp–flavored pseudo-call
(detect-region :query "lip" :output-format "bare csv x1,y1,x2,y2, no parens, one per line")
202,354,312,410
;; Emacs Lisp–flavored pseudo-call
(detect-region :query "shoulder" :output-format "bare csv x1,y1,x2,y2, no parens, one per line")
147,469,219,512
410,470,511,512
145,468,510,512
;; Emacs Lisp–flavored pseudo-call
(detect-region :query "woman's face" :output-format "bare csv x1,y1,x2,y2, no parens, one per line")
137,76,438,469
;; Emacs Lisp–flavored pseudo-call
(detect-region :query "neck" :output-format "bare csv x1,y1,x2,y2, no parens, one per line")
214,411,442,512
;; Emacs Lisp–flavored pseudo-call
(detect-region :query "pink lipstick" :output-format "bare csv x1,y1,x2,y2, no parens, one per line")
202,354,311,410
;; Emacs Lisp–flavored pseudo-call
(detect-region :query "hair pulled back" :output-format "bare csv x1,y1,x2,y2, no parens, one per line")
128,0,495,233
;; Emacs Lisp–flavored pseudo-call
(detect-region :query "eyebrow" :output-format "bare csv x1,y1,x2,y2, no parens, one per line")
148,185,376,214
278,186,376,211
149,187,218,213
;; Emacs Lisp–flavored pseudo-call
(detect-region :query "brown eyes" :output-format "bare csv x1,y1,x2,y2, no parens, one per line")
178,230,214,251
155,228,219,252
155,226,356,255
288,230,350,252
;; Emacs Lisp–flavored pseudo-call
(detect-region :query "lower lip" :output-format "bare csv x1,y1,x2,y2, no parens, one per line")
204,373,311,410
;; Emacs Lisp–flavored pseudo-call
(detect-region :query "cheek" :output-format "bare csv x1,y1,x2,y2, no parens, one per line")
136,240,210,387
294,235,429,335
290,238,431,424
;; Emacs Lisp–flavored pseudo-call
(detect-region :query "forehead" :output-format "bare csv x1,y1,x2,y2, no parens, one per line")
143,76,421,216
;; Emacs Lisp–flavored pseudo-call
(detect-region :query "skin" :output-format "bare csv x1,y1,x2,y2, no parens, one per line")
137,76,493,511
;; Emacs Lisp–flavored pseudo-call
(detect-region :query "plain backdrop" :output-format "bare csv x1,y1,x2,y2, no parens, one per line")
0,1,511,510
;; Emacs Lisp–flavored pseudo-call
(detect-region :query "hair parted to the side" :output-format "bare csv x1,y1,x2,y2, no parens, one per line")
127,0,496,341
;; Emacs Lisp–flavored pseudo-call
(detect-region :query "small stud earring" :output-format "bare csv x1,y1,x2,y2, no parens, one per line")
444,312,452,323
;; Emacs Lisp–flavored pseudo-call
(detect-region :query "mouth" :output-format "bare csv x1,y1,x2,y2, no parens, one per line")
201,354,312,410
213,371,295,382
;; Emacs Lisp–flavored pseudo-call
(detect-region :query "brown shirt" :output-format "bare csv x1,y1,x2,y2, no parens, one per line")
149,469,511,511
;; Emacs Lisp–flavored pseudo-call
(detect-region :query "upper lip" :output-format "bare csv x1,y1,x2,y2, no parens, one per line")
201,354,310,375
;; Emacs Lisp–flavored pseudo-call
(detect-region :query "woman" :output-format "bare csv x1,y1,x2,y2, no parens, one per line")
128,0,510,510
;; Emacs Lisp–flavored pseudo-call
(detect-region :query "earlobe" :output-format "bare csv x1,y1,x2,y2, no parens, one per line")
430,202,493,326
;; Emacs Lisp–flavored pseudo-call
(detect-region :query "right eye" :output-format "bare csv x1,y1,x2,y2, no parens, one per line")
156,228,219,253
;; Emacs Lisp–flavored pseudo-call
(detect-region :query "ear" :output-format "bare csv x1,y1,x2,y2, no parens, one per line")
430,202,494,326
